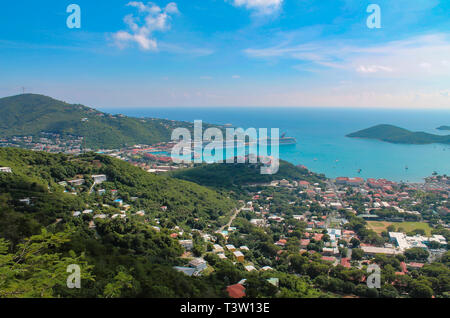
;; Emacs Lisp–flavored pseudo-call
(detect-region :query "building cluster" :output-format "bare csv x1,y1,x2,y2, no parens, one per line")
168,174,449,282
0,133,83,154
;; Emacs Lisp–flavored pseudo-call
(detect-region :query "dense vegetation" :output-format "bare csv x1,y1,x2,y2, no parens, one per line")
169,160,325,190
0,94,195,149
0,148,448,298
0,148,245,297
347,124,450,145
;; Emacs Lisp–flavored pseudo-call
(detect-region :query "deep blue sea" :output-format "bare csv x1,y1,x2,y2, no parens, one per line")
100,107,450,182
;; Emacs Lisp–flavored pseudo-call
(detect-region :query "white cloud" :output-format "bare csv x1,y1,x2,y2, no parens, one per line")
232,75,241,79
230,0,283,15
244,33,450,78
113,2,179,51
356,65,393,73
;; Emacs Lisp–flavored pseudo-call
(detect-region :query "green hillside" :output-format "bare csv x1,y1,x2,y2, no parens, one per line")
0,147,236,229
346,124,450,145
0,147,238,297
0,148,326,298
0,94,193,149
170,159,325,189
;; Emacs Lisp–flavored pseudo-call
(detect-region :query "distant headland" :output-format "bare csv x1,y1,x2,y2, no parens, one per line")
437,125,450,131
346,124,450,145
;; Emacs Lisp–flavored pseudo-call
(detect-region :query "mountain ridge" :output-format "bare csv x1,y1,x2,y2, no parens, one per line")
0,94,193,149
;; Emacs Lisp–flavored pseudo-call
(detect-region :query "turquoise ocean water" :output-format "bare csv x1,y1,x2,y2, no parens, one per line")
100,107,450,182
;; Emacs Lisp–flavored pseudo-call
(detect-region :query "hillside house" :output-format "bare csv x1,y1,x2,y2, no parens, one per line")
179,240,194,251
233,251,245,262
189,258,207,273
92,174,107,184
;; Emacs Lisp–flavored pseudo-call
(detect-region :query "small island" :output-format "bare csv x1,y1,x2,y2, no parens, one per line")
347,124,450,145
437,125,450,131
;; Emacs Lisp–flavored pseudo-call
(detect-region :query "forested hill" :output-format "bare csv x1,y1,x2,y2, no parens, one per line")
0,94,193,149
170,160,326,190
0,147,241,297
346,124,450,145
0,147,236,232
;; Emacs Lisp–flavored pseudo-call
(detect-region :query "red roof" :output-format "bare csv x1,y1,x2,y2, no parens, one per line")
407,262,425,268
300,239,310,246
400,262,408,273
227,284,246,298
321,256,336,262
348,177,364,183
341,258,351,268
313,233,324,241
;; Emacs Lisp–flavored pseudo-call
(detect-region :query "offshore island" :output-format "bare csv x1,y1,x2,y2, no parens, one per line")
347,124,450,145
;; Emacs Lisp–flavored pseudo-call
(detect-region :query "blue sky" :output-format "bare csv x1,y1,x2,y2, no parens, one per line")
0,0,449,108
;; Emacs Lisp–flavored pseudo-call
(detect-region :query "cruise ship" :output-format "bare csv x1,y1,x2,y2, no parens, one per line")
199,133,297,148
260,133,297,145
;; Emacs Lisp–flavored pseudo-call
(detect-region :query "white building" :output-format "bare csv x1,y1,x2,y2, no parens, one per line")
92,174,107,184
0,167,12,173
179,240,194,251
361,246,401,256
244,265,256,272
388,232,446,251
189,258,207,272
218,253,227,259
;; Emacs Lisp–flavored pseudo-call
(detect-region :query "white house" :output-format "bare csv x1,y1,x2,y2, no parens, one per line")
0,167,12,173
92,174,107,184
244,265,256,272
213,244,224,253
189,258,207,272
179,240,194,251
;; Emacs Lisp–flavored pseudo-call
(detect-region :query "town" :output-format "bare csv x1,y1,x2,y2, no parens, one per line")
3,149,447,298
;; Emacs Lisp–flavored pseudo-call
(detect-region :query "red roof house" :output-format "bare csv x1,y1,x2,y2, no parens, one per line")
227,284,246,298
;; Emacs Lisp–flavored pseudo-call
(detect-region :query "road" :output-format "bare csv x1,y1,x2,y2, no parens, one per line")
325,180,343,227
219,206,244,233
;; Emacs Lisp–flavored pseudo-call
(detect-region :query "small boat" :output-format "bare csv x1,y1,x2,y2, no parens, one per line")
405,165,409,170
357,169,362,174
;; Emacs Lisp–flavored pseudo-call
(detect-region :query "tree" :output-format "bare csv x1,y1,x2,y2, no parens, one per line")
0,229,93,298
405,247,429,261
409,281,433,298
350,238,360,248
351,248,364,261
380,284,399,298
103,268,136,298
339,247,348,257
387,225,396,232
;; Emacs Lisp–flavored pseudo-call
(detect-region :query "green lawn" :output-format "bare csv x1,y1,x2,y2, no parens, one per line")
367,221,432,236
